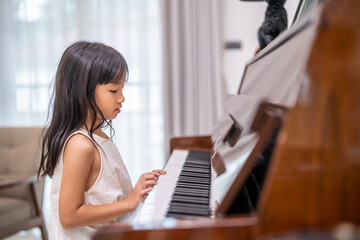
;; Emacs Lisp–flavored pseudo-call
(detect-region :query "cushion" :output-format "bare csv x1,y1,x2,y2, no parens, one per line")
0,127,43,173
0,197,32,230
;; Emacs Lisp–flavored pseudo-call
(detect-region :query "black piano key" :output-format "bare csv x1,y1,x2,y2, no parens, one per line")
178,176,210,184
174,188,210,195
185,159,210,165
169,202,211,209
180,171,211,178
182,167,211,174
176,181,210,187
166,212,209,218
179,173,211,179
171,195,209,205
167,206,211,216
184,159,210,164
182,166,210,171
177,180,210,186
175,182,210,190
188,150,211,159
168,207,209,216
173,190,210,198
166,150,212,218
172,193,209,201
183,161,211,167
178,176,210,182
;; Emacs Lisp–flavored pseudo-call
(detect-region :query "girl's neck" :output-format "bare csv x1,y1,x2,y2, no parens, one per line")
83,118,107,138
81,125,108,139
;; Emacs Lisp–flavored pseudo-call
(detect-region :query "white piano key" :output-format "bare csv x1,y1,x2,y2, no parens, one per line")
130,150,189,225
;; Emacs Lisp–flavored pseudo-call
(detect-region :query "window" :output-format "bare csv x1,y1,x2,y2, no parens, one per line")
0,0,164,224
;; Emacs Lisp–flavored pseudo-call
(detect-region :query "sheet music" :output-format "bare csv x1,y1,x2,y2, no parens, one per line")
215,132,259,204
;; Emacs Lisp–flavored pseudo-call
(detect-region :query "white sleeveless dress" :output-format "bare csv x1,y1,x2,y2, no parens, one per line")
49,129,133,240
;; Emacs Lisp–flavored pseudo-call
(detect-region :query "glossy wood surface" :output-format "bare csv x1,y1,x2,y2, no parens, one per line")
170,135,212,153
93,216,256,240
256,0,360,238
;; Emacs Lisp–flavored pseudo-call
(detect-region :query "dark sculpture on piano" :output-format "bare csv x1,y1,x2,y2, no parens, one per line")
257,0,288,50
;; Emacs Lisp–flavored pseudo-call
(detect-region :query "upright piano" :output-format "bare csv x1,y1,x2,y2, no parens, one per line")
93,0,360,239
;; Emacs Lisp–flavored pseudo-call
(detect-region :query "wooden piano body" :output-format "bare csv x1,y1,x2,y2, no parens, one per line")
93,0,360,239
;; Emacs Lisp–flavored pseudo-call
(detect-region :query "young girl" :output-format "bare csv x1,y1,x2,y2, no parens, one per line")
38,41,165,239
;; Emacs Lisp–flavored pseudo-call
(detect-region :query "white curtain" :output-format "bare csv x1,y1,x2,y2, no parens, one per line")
161,0,225,158
0,0,164,181
0,0,163,226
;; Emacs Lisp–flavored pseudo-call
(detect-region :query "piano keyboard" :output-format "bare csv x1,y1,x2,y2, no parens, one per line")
130,149,212,225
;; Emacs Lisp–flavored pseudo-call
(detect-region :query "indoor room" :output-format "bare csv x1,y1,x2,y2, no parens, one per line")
0,0,359,239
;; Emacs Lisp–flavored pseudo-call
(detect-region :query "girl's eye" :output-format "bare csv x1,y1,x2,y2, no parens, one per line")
110,90,117,93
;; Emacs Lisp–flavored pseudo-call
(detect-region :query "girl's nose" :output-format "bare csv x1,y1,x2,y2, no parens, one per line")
118,94,125,103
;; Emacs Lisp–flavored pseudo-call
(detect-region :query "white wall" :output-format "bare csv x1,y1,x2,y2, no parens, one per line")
222,0,299,94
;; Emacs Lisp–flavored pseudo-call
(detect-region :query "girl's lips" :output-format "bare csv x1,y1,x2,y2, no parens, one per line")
115,108,121,113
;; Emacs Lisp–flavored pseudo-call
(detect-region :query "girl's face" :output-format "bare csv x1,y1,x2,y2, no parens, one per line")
94,79,125,121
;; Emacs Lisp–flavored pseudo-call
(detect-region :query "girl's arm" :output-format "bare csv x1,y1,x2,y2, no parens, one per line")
59,134,158,229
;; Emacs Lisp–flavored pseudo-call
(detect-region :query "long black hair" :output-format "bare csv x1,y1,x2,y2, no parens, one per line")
38,41,128,178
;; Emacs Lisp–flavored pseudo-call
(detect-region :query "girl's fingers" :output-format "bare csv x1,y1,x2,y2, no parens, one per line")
151,170,166,179
151,171,160,177
140,187,152,196
139,172,157,183
144,172,158,180
144,180,158,186
152,169,166,175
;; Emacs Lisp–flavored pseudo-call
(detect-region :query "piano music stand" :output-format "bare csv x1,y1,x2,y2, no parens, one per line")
216,102,287,216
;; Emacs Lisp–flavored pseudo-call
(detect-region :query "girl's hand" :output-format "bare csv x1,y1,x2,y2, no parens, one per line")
125,172,159,211
152,169,167,178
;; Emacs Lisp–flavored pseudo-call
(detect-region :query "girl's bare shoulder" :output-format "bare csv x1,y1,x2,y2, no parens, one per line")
64,133,97,162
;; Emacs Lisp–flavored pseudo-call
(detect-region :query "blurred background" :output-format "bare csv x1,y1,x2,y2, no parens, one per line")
0,0,299,239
